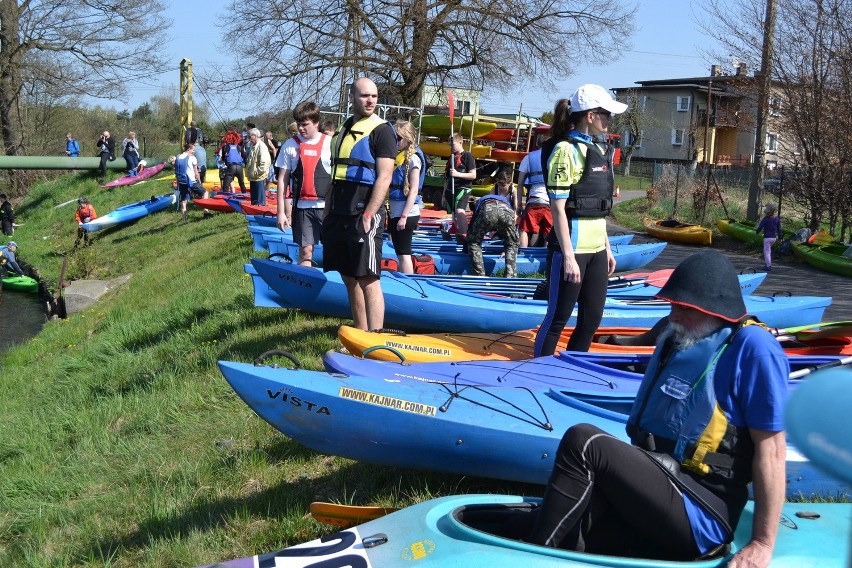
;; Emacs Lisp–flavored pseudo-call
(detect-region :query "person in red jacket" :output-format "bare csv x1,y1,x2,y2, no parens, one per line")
74,197,97,247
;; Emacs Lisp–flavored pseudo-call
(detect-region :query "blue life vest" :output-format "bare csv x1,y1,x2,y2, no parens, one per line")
226,144,244,165
174,155,191,185
388,146,426,203
522,149,545,188
627,325,754,483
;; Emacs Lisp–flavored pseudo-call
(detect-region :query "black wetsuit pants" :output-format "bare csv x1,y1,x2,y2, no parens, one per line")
528,424,701,560
534,248,609,356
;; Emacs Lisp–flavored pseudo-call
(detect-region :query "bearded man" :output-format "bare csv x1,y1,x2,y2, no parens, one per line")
527,249,788,568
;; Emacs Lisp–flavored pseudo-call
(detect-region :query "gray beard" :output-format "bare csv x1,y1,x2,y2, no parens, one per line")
665,318,725,350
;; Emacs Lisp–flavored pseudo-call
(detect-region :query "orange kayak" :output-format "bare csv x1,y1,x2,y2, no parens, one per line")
338,325,852,363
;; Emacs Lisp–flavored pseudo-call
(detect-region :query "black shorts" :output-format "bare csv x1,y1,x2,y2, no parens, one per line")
179,182,205,202
388,215,421,255
321,211,384,278
292,207,324,247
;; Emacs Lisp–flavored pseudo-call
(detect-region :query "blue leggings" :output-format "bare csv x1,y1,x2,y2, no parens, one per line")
533,248,609,356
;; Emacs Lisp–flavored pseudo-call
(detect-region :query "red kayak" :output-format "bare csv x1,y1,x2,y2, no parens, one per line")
241,203,277,216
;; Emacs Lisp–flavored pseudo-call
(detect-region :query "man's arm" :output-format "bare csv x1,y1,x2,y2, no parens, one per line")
728,429,786,568
276,169,292,230
365,156,394,216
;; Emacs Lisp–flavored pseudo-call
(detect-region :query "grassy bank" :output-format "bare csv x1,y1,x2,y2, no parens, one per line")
0,173,538,566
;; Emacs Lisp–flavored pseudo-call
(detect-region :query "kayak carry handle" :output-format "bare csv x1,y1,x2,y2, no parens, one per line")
371,328,407,336
253,349,302,368
361,345,407,363
268,252,294,263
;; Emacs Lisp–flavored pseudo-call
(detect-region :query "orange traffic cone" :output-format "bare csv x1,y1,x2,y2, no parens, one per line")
615,185,621,198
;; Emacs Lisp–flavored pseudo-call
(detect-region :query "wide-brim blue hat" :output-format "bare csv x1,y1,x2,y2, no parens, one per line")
655,250,747,322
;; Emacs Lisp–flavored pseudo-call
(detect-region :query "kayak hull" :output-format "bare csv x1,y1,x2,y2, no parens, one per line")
791,242,852,277
199,495,850,568
81,193,176,232
100,162,166,188
250,259,830,331
643,217,712,246
217,360,850,497
1,275,38,292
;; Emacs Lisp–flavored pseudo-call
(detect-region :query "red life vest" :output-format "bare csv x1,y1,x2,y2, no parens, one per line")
291,134,331,203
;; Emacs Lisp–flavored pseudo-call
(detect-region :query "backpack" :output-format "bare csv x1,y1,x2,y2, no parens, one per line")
380,254,436,275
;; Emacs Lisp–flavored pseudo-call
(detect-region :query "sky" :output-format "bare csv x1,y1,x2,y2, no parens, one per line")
119,1,726,121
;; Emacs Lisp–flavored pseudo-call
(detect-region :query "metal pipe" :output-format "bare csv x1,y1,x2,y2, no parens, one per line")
0,157,156,170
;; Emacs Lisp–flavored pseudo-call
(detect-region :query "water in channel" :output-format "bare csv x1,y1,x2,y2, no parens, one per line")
0,289,47,352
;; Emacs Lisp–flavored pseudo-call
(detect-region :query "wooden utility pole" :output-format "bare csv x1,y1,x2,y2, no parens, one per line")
746,0,777,221
179,58,193,143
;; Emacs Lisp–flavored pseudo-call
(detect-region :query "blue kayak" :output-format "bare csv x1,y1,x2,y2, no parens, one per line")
250,258,830,331
217,359,850,497
322,350,844,391
261,234,666,275
198,494,849,567
398,271,767,299
81,193,176,232
244,263,753,310
786,366,852,485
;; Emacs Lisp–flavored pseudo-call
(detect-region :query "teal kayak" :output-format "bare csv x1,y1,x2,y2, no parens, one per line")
197,494,850,567
1,275,38,293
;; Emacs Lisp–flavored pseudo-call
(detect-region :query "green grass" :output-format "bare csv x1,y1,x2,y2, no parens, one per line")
0,171,542,566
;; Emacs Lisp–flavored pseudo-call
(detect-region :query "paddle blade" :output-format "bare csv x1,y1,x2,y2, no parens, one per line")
309,502,400,528
448,90,455,123
641,268,675,288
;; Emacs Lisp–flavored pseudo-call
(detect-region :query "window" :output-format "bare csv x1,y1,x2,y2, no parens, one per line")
671,128,685,145
455,100,471,115
766,132,778,154
769,96,783,117
626,131,642,148
676,96,691,112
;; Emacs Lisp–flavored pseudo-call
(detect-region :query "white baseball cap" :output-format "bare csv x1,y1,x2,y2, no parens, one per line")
570,84,628,115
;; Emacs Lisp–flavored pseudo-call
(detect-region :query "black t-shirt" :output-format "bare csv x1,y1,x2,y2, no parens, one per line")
445,150,476,191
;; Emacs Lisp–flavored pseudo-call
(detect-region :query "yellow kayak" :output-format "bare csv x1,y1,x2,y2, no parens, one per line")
419,115,497,138
420,140,492,159
337,325,656,362
643,217,712,246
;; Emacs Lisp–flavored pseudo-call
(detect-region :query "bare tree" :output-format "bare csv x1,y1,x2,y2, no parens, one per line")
611,89,652,177
697,0,852,238
0,0,170,196
209,0,636,110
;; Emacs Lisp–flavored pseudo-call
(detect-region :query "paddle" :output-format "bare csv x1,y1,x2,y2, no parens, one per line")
788,355,852,380
448,89,456,215
772,321,852,341
310,502,400,528
607,269,674,290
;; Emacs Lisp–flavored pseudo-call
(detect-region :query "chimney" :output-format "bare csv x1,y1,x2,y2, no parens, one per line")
736,63,748,76
711,65,721,77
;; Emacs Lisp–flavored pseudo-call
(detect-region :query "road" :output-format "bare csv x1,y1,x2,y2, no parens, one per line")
611,190,851,322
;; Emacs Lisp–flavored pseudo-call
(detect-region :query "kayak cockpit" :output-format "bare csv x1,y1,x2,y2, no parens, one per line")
449,502,732,566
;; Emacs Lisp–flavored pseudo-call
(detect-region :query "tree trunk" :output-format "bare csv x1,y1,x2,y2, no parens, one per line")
0,0,28,196
401,0,430,107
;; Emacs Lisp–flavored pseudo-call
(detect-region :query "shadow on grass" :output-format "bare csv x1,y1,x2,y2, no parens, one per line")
75,453,545,561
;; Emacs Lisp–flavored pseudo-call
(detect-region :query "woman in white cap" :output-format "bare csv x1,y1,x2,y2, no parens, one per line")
533,84,627,356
